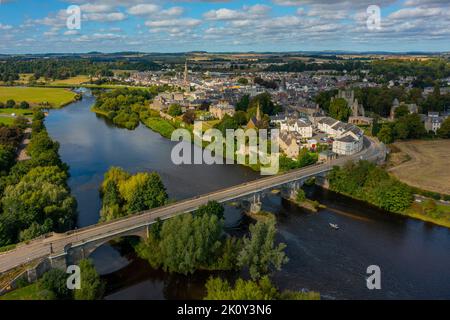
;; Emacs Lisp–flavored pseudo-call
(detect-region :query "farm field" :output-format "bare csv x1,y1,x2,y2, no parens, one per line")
388,140,450,195
0,87,77,108
50,75,91,86
0,117,14,125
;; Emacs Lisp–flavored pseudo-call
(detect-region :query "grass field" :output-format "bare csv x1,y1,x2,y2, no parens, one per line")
50,75,91,86
0,87,77,108
388,140,450,195
0,283,43,300
0,117,15,125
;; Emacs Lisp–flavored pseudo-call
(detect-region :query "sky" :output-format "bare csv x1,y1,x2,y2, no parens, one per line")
0,0,449,54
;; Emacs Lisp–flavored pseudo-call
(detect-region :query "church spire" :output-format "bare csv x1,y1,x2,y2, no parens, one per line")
256,101,261,122
184,59,188,86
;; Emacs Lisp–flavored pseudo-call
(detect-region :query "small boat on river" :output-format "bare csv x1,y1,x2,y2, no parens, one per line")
329,223,339,230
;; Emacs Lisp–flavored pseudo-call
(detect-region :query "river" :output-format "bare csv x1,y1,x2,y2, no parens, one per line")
45,91,450,300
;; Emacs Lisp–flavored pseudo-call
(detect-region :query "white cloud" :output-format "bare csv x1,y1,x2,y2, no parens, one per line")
127,4,160,16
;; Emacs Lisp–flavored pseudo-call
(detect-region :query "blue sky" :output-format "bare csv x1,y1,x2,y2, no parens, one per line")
0,0,449,53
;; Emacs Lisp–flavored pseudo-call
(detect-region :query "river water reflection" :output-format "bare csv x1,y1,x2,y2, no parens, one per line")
45,91,450,300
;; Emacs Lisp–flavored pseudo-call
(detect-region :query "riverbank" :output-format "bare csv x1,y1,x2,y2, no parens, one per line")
0,86,80,109
322,185,450,229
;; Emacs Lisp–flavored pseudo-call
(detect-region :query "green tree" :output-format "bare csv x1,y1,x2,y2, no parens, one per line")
233,111,248,126
377,124,394,144
394,104,410,119
437,117,450,138
215,114,238,135
236,95,250,112
248,92,281,116
329,98,351,121
296,189,306,203
237,220,288,280
205,276,320,300
6,99,15,108
237,78,249,85
39,269,71,300
168,104,182,117
74,259,104,300
136,202,226,274
19,101,30,109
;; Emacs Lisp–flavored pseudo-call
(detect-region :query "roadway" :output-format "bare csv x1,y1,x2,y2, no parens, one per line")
0,137,384,274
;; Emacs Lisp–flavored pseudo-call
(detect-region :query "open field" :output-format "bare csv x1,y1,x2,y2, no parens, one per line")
0,283,42,300
0,117,15,126
0,87,77,108
388,140,450,195
50,75,91,86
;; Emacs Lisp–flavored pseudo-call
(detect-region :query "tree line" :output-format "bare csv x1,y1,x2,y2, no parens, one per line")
0,111,77,247
328,161,413,213
0,57,162,83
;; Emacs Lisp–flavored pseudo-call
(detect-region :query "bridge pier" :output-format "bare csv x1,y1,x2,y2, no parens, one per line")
281,180,304,201
315,175,329,189
249,193,262,214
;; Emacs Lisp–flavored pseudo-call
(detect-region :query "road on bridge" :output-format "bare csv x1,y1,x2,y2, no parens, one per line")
0,137,384,274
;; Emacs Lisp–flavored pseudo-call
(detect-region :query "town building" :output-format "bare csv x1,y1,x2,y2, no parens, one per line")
334,89,373,126
424,111,446,133
390,99,419,120
280,118,313,138
209,100,236,120
279,132,300,159
317,117,364,155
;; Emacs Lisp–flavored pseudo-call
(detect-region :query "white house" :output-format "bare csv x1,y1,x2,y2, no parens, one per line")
280,118,313,138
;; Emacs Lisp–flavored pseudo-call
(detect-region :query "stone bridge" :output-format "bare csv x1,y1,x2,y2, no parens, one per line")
0,137,385,275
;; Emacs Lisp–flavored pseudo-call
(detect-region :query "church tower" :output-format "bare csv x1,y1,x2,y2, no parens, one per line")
184,60,188,87
256,101,261,121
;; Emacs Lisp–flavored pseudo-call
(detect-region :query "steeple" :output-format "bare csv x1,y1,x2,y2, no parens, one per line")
256,101,261,122
184,59,188,86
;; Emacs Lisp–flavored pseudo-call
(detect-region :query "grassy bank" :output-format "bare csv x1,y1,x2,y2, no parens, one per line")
326,186,450,229
403,202,450,228
141,117,177,139
0,87,78,108
0,283,42,300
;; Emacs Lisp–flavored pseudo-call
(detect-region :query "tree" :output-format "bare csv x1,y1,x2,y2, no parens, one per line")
296,189,306,203
394,120,409,140
19,101,30,109
205,276,278,300
248,92,281,115
39,269,71,300
236,95,250,112
182,109,196,125
329,98,351,121
233,111,248,126
100,168,168,221
215,114,238,135
437,117,450,138
205,276,320,300
237,220,288,280
168,104,182,117
74,259,104,300
377,124,394,144
6,99,15,108
120,172,168,214
237,78,249,85
394,104,409,119
136,202,226,274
